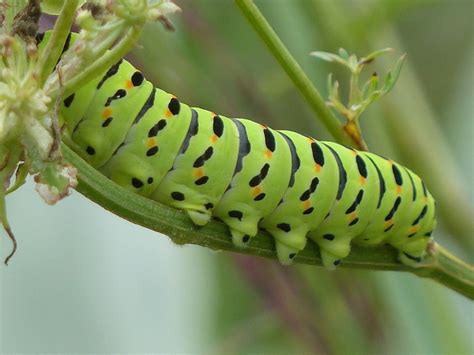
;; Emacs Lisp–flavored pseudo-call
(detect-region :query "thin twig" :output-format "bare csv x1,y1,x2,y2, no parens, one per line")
59,27,142,98
36,0,79,86
234,0,355,148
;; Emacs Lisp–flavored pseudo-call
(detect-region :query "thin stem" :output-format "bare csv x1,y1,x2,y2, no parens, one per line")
415,242,474,300
234,0,354,148
52,26,142,98
36,0,79,86
349,71,360,106
62,143,474,299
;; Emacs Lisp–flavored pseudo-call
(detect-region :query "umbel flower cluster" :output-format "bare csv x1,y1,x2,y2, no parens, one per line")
0,0,179,263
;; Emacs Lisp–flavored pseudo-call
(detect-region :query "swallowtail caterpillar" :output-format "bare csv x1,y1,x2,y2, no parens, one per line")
39,31,436,268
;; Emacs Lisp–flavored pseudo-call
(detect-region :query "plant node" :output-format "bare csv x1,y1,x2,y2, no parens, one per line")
311,48,405,150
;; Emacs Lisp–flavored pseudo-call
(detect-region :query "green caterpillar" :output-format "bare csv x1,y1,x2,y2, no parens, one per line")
40,32,436,268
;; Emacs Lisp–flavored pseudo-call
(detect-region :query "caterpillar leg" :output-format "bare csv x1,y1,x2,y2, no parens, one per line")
213,119,293,249
262,214,309,264
153,177,213,226
397,239,428,266
101,151,158,197
268,238,314,265
152,108,240,228
230,230,250,248
308,144,379,268
309,233,352,269
260,133,340,265
320,251,343,270
187,210,211,226
217,202,263,247
275,242,300,265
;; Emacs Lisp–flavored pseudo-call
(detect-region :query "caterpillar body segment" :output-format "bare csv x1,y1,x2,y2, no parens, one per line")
213,120,293,248
258,133,339,264
101,88,193,197
152,107,240,227
71,61,154,168
307,144,380,268
61,77,101,130
48,33,436,268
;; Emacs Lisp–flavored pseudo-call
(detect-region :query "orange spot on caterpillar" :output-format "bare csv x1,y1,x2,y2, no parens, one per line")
251,186,262,198
360,176,366,185
350,211,357,220
194,168,204,178
211,134,218,143
264,150,273,159
146,138,156,148
396,185,402,194
410,225,418,234
314,164,321,173
102,108,112,119
165,109,173,118
125,80,133,89
384,219,393,229
303,200,311,209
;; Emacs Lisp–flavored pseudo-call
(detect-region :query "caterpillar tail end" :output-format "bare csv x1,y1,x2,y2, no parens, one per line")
394,237,429,267
398,250,424,267
275,242,299,265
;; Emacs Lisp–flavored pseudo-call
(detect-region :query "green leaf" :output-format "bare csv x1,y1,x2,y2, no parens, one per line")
326,72,333,96
362,72,379,98
348,54,358,72
327,73,340,102
310,51,349,69
359,47,393,65
338,47,350,61
380,53,406,95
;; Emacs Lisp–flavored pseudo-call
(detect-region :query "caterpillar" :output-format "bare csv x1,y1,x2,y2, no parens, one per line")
39,32,436,268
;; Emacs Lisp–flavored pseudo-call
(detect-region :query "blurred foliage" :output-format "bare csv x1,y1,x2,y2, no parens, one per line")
133,0,472,353
2,0,472,353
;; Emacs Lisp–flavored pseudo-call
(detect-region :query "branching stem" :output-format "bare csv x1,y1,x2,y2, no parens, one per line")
58,27,142,98
234,0,355,148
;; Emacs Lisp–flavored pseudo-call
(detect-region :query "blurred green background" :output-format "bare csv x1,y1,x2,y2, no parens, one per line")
1,0,473,353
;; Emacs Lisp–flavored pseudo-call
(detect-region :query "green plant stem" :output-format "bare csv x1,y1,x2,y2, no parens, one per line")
37,0,79,86
234,0,354,148
62,143,474,299
58,27,142,98
415,243,474,300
